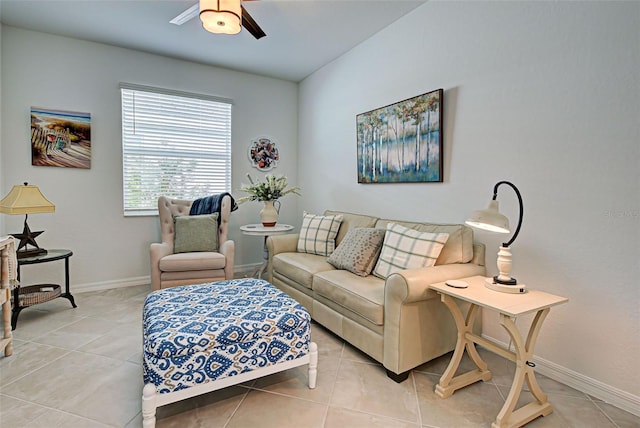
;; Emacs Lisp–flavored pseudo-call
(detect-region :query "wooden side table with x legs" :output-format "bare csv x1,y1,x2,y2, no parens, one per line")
430,275,568,428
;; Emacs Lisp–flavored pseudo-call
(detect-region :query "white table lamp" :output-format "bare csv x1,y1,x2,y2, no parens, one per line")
466,181,525,293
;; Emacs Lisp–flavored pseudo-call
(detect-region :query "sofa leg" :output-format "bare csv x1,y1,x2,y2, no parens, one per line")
386,369,410,383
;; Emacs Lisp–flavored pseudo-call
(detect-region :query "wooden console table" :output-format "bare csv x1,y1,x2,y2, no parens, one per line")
430,275,568,428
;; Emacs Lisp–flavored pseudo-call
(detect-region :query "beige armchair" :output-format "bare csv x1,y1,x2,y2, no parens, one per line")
150,195,235,291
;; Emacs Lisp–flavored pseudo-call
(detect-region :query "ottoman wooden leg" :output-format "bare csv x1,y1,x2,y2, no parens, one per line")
142,383,157,428
308,342,318,389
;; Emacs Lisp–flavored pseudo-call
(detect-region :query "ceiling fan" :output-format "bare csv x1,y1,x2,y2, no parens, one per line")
170,0,266,39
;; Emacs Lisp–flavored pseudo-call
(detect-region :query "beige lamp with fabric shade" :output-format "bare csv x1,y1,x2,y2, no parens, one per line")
0,182,55,258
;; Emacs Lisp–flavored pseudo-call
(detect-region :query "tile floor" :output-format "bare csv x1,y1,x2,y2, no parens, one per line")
1,284,638,427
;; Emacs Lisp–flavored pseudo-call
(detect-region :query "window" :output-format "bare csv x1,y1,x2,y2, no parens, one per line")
120,84,232,216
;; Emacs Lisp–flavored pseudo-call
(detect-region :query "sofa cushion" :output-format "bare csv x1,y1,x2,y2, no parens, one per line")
324,210,379,246
373,223,449,279
173,213,219,253
297,212,343,256
327,228,385,276
272,252,335,290
313,270,385,326
376,220,473,265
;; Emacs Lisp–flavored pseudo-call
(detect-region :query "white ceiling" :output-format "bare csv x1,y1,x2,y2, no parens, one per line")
0,0,426,82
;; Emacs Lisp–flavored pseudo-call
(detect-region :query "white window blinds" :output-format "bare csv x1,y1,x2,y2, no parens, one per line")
120,84,232,215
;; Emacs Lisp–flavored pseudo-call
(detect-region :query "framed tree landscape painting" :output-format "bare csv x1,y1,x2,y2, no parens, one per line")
357,89,443,183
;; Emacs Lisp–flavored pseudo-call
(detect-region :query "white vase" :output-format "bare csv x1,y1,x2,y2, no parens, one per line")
260,200,280,227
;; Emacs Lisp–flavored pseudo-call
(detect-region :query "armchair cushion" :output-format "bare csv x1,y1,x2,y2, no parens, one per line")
373,223,449,279
173,213,219,253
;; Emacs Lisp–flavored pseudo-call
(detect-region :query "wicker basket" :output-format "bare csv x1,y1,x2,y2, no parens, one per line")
12,284,61,307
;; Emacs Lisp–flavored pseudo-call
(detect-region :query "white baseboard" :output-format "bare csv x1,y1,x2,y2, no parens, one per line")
72,264,263,294
482,334,640,417
73,276,151,293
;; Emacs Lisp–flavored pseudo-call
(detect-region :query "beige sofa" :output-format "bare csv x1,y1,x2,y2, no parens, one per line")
267,210,486,382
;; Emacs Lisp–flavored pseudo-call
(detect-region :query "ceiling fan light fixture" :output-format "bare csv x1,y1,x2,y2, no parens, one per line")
200,0,242,35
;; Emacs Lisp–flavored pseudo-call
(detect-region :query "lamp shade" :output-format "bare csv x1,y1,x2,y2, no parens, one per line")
465,200,510,234
0,183,55,215
200,0,242,35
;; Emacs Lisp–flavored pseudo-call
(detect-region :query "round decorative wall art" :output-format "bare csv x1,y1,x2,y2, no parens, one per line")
248,136,279,171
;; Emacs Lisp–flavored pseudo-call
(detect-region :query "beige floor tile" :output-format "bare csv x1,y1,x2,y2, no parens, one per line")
252,356,340,404
310,322,344,359
3,350,142,426
227,389,328,428
325,406,419,428
24,409,113,427
3,284,639,428
77,323,142,361
414,371,504,427
341,341,381,364
0,394,49,426
495,387,614,428
71,293,129,315
29,317,116,350
593,400,640,428
86,300,143,324
154,385,250,427
0,393,111,427
0,341,69,387
331,359,419,423
10,307,84,341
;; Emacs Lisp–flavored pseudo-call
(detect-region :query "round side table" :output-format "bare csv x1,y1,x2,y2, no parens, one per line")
13,249,77,330
240,224,294,279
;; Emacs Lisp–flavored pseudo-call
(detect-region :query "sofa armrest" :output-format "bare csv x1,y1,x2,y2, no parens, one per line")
383,262,486,375
150,242,173,291
386,263,487,305
266,233,299,283
267,233,299,256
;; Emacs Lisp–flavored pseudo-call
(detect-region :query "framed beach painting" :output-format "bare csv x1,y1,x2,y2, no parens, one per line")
30,107,91,169
356,88,443,183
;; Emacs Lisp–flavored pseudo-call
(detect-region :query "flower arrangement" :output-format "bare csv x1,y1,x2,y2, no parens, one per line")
237,173,301,204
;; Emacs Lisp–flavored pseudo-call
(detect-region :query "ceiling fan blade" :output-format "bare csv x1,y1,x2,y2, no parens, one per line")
170,3,198,26
241,5,266,39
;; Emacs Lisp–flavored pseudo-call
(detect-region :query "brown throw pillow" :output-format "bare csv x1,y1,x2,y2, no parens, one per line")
327,228,386,276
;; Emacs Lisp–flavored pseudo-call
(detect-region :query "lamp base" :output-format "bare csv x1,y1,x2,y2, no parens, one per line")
493,274,517,285
485,277,527,294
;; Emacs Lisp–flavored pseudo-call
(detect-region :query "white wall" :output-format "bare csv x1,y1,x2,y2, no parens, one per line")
299,1,639,411
0,26,299,288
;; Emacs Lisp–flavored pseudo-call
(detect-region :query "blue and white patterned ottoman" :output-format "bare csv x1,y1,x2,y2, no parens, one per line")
141,278,318,427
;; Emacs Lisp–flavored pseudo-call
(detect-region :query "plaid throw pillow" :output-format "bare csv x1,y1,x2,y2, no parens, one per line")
373,223,449,279
297,212,343,256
